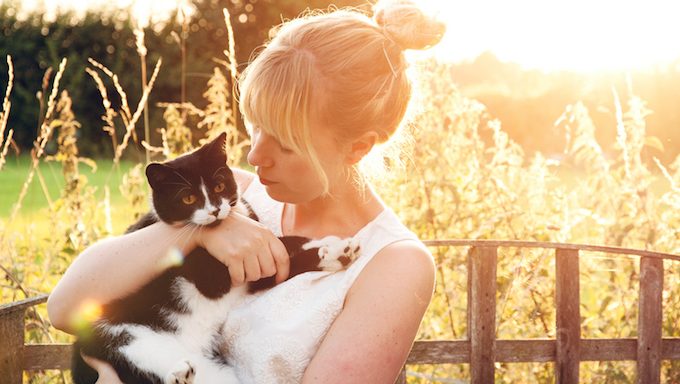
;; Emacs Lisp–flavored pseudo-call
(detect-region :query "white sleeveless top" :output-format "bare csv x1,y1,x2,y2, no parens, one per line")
223,178,420,383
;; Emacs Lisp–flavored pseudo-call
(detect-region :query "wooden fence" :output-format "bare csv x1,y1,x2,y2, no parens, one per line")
2,240,679,383
395,240,680,383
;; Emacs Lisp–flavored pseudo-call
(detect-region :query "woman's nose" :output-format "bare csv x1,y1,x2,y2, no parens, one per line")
247,132,274,167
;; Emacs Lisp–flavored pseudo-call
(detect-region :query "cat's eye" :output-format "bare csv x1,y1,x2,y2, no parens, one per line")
182,195,197,205
214,183,225,193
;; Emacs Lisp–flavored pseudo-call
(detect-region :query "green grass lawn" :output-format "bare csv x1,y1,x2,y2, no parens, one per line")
0,155,144,222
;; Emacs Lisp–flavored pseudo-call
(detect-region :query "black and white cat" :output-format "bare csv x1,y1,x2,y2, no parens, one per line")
71,133,360,384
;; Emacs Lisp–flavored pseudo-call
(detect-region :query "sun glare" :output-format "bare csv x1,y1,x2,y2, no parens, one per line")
26,0,192,28
428,0,680,72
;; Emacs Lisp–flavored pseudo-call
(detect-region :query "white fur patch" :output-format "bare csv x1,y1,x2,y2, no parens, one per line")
102,282,248,383
302,236,361,272
216,198,231,220
192,180,232,226
233,199,250,217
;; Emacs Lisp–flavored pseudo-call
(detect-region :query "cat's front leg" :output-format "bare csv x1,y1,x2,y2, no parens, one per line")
115,324,197,384
303,236,361,272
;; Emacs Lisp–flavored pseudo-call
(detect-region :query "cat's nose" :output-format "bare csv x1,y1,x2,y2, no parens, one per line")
210,208,220,216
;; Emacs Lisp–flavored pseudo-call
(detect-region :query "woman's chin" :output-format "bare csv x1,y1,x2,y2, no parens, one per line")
264,185,315,204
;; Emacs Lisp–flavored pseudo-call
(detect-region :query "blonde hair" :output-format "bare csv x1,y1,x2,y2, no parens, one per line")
238,0,445,193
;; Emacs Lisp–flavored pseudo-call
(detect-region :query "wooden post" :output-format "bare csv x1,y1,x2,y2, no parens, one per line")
468,246,497,384
555,248,581,384
0,301,28,384
638,257,663,384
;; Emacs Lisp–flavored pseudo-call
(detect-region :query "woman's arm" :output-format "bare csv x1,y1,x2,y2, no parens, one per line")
48,222,199,333
302,240,435,383
47,167,290,333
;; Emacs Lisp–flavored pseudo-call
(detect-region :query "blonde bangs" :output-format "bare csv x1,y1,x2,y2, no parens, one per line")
239,46,331,192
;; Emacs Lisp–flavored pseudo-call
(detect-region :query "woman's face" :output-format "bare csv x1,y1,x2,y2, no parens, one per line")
246,125,345,203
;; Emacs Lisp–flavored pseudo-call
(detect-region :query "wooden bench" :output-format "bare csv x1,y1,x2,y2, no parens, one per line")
2,240,679,383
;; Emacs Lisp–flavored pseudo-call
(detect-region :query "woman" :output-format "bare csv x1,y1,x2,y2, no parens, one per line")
48,1,445,382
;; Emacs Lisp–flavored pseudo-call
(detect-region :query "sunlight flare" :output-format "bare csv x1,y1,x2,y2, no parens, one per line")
70,300,103,335
161,246,186,269
429,0,680,71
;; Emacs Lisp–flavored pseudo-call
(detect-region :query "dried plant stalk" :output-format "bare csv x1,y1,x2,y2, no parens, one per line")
113,58,162,164
0,129,14,170
0,56,14,170
135,27,151,164
88,58,133,124
35,58,67,159
8,58,68,226
223,8,239,128
85,67,118,151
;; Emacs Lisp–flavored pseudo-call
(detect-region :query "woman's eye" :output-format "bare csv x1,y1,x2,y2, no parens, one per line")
182,195,197,205
214,183,225,193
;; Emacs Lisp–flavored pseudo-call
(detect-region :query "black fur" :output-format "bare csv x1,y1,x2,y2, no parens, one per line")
71,133,344,384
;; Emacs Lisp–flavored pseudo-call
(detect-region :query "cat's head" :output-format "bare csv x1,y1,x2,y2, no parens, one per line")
145,132,239,227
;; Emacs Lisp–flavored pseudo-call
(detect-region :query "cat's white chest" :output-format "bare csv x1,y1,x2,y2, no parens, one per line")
172,279,248,350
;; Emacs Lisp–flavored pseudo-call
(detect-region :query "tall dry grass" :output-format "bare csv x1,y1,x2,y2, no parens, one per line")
374,59,680,382
0,56,14,171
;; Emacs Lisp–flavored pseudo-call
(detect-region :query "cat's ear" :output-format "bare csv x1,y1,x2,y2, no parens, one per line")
145,163,174,190
204,132,228,163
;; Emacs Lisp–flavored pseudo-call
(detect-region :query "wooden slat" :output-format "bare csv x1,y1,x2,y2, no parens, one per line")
405,338,680,365
23,344,73,370
0,294,48,315
468,246,497,384
556,248,580,384
663,337,680,359
407,340,470,364
423,239,680,262
637,257,663,384
581,339,637,361
497,339,555,363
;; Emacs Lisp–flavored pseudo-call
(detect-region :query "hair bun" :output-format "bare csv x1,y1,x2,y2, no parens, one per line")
373,0,446,51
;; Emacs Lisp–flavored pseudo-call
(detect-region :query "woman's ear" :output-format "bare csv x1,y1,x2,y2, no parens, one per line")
345,131,379,165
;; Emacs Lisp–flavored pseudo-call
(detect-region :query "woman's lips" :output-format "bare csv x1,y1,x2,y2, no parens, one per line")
259,176,275,185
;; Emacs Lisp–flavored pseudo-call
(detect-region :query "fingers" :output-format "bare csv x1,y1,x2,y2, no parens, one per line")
81,354,124,384
258,249,277,278
198,213,290,286
243,251,262,282
228,261,246,286
271,238,290,284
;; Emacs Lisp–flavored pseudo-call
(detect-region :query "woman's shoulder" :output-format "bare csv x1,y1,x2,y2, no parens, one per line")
233,168,256,191
348,239,435,301
374,239,434,278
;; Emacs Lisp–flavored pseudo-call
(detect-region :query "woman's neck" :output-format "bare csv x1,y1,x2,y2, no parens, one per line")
281,182,384,238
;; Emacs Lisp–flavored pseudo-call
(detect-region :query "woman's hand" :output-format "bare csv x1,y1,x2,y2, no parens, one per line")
196,212,290,286
81,354,124,384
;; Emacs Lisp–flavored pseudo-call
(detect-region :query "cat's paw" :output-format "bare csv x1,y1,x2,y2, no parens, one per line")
304,236,361,272
165,360,195,384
